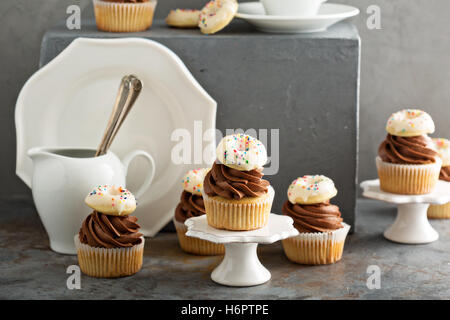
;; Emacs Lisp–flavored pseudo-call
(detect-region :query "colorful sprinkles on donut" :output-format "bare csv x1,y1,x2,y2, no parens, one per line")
85,185,137,216
290,175,324,192
199,0,237,34
181,168,209,195
220,134,266,167
88,185,133,208
434,138,448,148
89,185,131,198
386,109,435,137
287,175,338,204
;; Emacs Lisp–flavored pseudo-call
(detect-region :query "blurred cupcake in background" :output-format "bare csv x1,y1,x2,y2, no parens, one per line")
93,0,157,32
281,175,350,265
377,109,441,194
428,138,450,218
174,168,225,255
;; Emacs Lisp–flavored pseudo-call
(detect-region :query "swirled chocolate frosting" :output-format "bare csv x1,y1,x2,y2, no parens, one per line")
79,211,143,248
203,162,270,200
282,200,343,233
378,134,438,164
174,191,206,223
440,166,450,182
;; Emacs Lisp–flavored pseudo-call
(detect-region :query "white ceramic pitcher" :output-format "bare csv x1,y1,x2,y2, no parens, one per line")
28,146,155,254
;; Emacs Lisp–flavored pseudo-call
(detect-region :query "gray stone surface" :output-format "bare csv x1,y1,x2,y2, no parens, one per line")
1,198,450,300
38,20,360,230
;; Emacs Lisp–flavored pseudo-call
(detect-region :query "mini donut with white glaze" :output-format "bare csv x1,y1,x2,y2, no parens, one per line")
166,9,201,28
85,185,136,216
432,138,450,167
199,0,238,35
287,175,338,205
386,109,435,137
216,133,267,171
181,168,210,195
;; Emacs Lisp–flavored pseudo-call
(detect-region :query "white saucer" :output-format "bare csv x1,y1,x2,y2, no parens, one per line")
15,38,216,237
236,2,359,33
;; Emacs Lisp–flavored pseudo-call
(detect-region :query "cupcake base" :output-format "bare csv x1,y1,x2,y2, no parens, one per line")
93,0,157,32
174,219,225,255
203,186,275,231
376,157,441,195
428,202,450,219
282,223,350,265
74,235,144,278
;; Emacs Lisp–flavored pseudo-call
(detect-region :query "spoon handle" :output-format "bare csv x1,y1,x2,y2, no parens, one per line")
95,76,132,157
105,75,143,151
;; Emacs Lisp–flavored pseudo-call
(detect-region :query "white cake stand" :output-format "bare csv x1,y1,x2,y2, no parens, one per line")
361,179,450,244
185,214,299,287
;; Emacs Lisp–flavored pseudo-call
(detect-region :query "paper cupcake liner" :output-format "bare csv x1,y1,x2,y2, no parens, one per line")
203,186,275,231
428,202,450,219
74,235,144,278
376,156,441,195
93,0,157,32
282,223,350,265
173,219,225,255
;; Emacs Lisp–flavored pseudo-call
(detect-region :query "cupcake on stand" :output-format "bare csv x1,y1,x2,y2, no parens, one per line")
184,134,298,286
361,109,450,244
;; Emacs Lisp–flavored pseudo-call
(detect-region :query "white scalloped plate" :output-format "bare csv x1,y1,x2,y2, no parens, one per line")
360,179,450,205
185,214,299,244
15,37,216,237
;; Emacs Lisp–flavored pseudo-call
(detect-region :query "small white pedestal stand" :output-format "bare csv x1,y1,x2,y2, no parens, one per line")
361,179,450,244
185,214,299,287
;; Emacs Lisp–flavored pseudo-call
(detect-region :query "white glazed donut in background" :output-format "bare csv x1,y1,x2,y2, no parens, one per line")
288,175,338,205
386,109,435,137
85,185,136,216
181,168,210,195
166,9,201,28
199,0,238,35
216,133,268,171
432,138,450,166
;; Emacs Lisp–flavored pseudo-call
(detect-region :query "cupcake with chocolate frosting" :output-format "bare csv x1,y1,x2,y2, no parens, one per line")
174,168,224,255
428,138,450,218
203,133,274,231
74,185,144,278
376,109,441,194
93,0,157,32
281,175,350,265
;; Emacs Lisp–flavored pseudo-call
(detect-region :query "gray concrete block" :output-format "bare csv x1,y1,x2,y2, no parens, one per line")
39,19,360,231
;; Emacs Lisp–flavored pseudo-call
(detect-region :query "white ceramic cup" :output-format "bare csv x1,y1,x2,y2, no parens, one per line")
28,147,156,254
261,0,327,16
